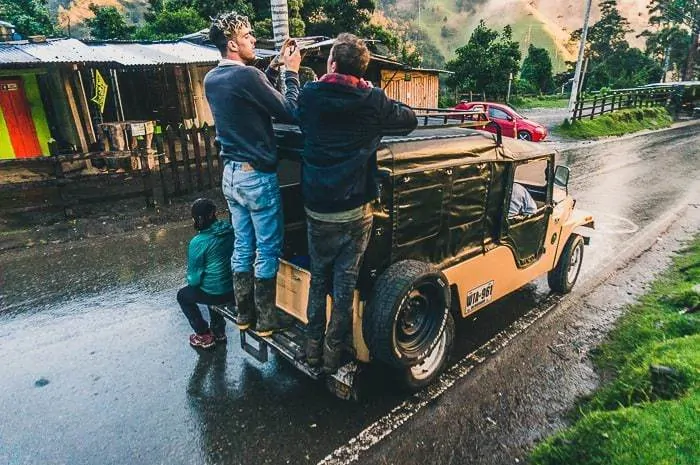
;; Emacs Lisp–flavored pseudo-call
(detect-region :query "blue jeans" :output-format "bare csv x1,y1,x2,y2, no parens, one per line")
222,161,283,279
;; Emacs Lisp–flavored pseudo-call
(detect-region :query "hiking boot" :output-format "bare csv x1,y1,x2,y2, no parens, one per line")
189,331,215,349
322,341,343,375
233,272,255,330
305,337,323,368
254,277,282,337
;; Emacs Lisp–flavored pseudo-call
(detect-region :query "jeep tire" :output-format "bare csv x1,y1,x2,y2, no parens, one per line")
548,234,584,293
400,312,455,391
364,260,450,369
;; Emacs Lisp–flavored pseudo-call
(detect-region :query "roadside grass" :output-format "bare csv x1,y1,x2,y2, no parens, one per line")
529,237,700,465
510,95,569,109
553,107,673,139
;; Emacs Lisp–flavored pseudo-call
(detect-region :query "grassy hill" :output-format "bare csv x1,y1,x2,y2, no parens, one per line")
382,0,650,72
47,0,651,73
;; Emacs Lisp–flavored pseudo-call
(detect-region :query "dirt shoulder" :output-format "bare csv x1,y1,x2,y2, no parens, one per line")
358,200,700,464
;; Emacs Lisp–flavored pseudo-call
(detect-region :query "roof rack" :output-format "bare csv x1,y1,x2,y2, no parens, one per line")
411,107,490,129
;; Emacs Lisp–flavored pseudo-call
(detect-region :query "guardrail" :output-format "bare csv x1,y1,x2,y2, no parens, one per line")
571,87,672,121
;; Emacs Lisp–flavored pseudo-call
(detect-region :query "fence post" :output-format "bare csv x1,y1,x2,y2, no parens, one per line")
179,124,193,193
49,140,70,218
190,126,204,192
138,146,155,208
154,130,169,205
202,123,216,189
165,125,181,197
590,96,597,120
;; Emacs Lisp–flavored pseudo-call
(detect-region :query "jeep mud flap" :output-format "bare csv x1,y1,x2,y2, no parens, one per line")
209,305,362,400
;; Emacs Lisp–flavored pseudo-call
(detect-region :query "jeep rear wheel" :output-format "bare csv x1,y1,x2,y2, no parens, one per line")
548,234,584,293
364,260,450,369
401,313,455,391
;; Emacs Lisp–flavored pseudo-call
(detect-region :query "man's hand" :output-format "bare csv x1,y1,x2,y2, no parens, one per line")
280,39,302,73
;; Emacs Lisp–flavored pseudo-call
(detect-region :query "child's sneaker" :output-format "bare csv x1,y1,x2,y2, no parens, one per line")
214,333,227,344
189,331,215,349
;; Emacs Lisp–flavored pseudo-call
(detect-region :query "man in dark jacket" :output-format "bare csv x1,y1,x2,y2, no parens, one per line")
204,12,301,336
298,33,418,373
178,198,235,349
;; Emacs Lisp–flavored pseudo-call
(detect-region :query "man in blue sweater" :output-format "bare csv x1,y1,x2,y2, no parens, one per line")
298,34,418,373
204,12,301,336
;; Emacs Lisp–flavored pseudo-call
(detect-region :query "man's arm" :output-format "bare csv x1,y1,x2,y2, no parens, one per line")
377,91,418,136
247,67,300,124
522,188,538,215
186,236,206,288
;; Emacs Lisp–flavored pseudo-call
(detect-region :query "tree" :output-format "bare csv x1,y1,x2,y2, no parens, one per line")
647,0,699,80
0,0,56,37
572,0,631,60
301,0,375,37
136,6,207,40
520,44,554,94
568,1,663,90
642,26,692,80
85,4,135,40
446,20,521,98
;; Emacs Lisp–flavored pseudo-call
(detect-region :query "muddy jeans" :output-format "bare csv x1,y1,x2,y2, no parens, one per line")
305,212,373,350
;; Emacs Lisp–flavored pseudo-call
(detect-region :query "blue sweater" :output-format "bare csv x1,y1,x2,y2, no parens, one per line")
204,63,300,172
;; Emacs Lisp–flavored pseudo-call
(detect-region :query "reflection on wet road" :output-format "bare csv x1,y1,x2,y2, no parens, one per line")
1,124,699,465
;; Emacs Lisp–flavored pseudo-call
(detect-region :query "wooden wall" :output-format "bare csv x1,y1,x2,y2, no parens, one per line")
380,70,439,109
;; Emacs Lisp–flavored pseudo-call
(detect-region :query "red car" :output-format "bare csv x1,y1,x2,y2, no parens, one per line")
453,101,548,141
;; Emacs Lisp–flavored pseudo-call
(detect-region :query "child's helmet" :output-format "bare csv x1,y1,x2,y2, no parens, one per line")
191,198,217,230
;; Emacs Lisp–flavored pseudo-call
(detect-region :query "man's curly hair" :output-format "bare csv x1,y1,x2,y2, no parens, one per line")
209,12,251,56
331,33,370,78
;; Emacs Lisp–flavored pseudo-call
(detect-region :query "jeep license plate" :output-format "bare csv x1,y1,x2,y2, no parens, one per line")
466,281,494,312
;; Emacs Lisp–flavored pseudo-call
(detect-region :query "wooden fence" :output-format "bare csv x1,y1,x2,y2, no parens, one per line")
0,124,224,220
571,87,672,121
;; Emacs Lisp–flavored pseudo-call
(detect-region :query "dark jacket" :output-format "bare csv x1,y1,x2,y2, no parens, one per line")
204,63,299,172
297,81,417,213
187,220,234,296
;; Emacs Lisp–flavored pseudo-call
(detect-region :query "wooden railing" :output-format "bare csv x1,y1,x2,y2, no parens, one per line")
571,87,671,121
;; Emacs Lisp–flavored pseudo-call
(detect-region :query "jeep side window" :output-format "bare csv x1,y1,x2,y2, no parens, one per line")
512,160,548,206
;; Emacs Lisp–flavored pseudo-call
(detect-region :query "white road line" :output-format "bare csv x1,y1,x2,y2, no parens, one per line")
317,297,559,465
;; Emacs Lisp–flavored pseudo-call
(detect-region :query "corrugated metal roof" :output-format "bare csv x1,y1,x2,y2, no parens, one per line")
87,42,222,65
0,45,41,64
20,38,112,63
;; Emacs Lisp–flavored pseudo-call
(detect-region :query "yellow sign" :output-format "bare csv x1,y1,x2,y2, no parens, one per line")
91,70,108,113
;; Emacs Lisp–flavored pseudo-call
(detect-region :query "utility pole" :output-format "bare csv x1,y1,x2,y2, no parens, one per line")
270,0,290,91
418,0,422,31
506,72,513,104
567,0,593,116
662,45,671,83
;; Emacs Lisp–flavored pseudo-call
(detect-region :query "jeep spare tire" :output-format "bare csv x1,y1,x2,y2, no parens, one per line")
364,260,450,368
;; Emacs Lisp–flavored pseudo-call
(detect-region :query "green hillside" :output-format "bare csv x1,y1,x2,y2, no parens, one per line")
381,0,574,72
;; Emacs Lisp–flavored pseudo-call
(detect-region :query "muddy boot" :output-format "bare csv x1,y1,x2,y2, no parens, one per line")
233,272,255,330
254,277,282,337
322,341,343,375
305,337,323,368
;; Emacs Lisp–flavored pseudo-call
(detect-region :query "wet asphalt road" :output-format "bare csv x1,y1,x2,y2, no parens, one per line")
1,122,699,465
